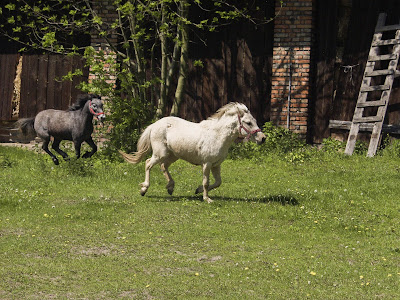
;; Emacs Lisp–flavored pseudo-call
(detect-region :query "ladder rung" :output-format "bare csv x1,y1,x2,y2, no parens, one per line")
372,39,400,46
360,85,390,92
365,70,396,77
368,54,398,61
353,116,383,123
375,24,400,32
357,100,387,108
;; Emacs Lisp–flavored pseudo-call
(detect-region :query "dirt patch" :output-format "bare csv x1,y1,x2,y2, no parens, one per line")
0,140,41,151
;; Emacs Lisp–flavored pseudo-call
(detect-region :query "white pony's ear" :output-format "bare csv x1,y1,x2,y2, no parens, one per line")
234,103,248,117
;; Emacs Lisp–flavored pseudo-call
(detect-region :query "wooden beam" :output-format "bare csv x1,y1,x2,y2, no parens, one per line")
365,69,396,77
360,85,390,92
368,54,397,61
372,39,400,46
353,116,383,123
329,120,400,134
375,24,400,32
356,100,386,108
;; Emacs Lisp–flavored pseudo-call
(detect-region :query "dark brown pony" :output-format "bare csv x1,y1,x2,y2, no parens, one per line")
16,94,105,165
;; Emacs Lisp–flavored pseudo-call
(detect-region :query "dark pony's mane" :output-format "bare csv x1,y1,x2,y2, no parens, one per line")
67,94,101,111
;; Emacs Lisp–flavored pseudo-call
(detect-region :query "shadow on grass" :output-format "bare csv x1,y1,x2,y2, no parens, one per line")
147,194,299,206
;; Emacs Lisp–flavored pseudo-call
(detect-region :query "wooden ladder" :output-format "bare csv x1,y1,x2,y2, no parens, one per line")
345,13,400,157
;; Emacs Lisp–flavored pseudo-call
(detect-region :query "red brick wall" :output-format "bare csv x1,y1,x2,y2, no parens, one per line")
89,1,118,86
271,0,315,138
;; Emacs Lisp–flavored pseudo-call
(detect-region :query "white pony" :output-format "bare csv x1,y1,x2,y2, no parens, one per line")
120,102,266,203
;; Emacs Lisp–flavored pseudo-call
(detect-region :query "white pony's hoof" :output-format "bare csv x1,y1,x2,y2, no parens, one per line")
204,197,213,203
140,183,148,196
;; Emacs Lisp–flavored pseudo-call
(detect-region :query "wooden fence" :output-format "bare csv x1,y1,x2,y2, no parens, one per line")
0,54,88,121
0,54,20,121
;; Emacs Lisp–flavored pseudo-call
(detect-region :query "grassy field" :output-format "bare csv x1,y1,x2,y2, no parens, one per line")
0,144,399,299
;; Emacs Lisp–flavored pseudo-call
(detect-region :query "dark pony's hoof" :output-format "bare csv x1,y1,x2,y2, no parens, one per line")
52,158,59,165
195,187,201,194
82,152,91,158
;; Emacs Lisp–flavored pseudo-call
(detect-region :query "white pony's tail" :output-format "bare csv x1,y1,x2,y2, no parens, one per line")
119,125,153,164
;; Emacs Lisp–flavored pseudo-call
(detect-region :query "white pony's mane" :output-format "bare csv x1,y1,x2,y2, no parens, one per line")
207,102,249,120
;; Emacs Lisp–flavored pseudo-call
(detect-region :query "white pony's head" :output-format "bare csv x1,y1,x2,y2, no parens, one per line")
211,102,266,145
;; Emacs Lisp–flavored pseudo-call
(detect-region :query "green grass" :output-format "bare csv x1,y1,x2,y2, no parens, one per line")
0,144,399,299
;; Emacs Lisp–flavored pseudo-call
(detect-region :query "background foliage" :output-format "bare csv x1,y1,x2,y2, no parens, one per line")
0,0,279,152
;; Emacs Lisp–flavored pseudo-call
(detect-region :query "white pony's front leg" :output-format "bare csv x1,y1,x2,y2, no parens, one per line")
201,163,213,203
196,165,221,197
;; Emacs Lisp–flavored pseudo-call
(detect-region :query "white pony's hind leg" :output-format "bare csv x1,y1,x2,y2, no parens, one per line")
140,155,161,196
161,156,178,195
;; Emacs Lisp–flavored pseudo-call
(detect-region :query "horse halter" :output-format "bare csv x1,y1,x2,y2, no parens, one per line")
237,113,261,139
89,100,105,118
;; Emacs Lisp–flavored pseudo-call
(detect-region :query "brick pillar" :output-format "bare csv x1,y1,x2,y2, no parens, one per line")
89,0,118,86
271,0,315,138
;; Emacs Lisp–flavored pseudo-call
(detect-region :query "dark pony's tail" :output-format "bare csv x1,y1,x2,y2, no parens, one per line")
15,118,35,136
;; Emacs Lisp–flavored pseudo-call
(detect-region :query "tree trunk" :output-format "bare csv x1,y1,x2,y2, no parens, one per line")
156,2,168,119
170,1,189,117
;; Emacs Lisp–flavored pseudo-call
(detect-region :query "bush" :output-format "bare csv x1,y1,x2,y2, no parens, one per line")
229,122,305,160
321,137,345,153
380,137,400,158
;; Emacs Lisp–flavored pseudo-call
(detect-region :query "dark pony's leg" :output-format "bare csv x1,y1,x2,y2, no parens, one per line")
82,137,97,158
73,139,83,159
42,138,59,165
52,138,69,161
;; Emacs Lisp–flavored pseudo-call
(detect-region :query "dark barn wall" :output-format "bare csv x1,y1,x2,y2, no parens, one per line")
313,0,400,142
168,2,275,124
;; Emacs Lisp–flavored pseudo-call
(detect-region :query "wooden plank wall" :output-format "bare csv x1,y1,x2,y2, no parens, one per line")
312,0,337,143
0,54,20,121
174,39,272,124
171,3,274,124
18,54,88,118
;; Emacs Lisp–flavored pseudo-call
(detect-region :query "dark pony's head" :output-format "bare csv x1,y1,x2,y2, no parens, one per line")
68,94,101,111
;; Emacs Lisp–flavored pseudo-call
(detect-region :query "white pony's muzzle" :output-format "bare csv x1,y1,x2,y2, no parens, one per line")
255,131,266,145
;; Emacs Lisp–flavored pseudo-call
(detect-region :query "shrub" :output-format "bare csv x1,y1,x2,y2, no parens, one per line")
380,137,400,158
321,137,345,153
229,122,305,160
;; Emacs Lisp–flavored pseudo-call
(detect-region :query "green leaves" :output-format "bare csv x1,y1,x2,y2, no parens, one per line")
7,16,15,24
41,32,57,48
4,3,16,11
